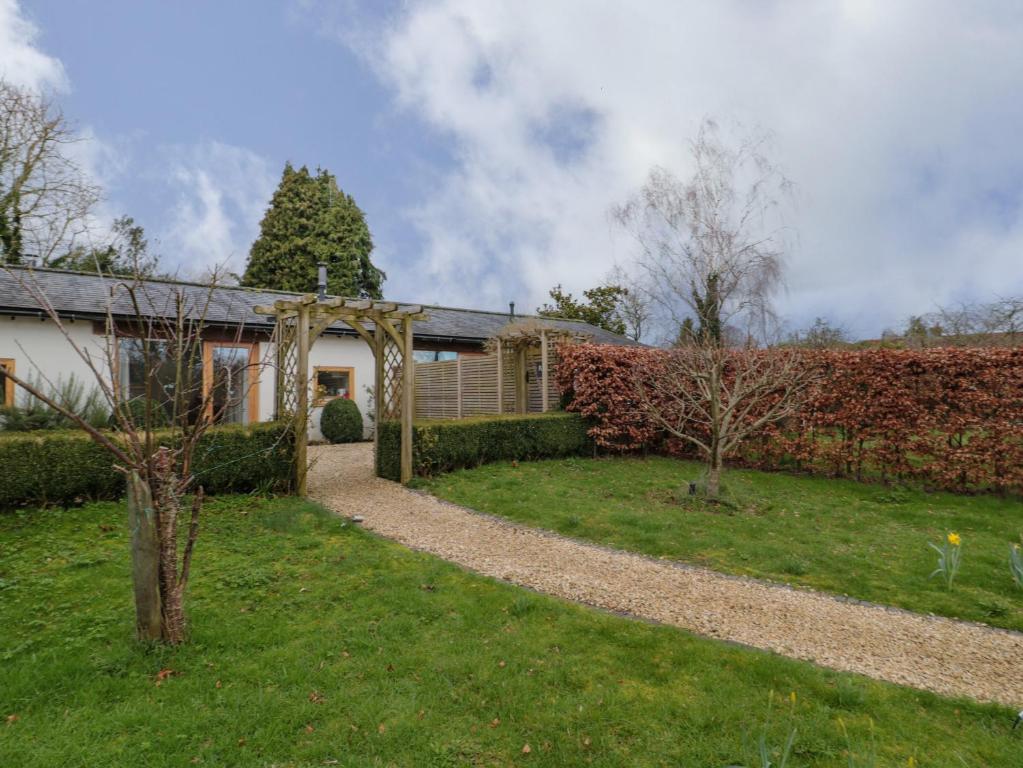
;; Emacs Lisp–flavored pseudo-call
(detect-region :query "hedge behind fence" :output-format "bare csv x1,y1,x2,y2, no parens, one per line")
376,413,592,481
557,344,1023,493
0,421,294,509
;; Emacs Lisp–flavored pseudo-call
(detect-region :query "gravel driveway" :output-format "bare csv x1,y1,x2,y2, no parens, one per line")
308,443,1023,707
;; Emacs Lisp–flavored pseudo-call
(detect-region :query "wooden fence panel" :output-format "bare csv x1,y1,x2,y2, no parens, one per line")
415,351,557,420
414,359,460,420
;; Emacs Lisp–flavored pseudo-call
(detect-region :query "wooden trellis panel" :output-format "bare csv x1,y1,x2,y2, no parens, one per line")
272,315,300,419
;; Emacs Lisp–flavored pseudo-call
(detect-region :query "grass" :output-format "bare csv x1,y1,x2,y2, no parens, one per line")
419,456,1023,631
1,497,1021,765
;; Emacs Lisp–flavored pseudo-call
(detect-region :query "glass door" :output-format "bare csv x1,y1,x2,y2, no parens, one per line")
206,343,255,425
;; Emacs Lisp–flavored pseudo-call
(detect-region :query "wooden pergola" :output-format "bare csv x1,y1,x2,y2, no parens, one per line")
254,294,426,492
489,319,591,414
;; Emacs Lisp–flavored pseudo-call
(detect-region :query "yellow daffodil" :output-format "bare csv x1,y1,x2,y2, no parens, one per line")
947,532,961,547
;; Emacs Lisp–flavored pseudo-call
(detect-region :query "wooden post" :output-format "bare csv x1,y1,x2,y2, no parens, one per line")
515,346,527,414
127,472,162,641
401,315,415,484
373,322,384,475
456,354,463,419
540,329,549,413
295,302,310,496
495,339,503,415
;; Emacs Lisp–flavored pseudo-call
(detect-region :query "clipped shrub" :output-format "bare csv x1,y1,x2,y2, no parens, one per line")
320,397,364,443
376,412,592,481
557,343,1023,494
0,421,294,510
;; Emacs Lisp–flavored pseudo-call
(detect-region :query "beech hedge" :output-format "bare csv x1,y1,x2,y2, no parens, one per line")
0,422,294,510
376,413,592,481
557,343,1023,494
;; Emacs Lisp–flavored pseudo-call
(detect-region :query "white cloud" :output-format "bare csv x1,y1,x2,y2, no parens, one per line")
339,0,1023,337
0,2,277,278
159,141,277,277
0,0,66,91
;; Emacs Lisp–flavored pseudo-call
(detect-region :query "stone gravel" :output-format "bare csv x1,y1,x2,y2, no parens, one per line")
308,443,1023,708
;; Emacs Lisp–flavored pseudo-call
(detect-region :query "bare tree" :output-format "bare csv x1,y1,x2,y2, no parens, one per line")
2,264,272,643
615,118,809,498
914,296,1023,347
634,346,818,499
785,316,850,348
606,265,652,342
0,80,101,265
614,117,791,345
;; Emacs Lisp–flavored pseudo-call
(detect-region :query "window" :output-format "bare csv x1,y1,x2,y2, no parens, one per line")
0,359,14,407
203,342,259,425
116,338,259,425
413,350,458,363
118,338,204,423
313,366,354,406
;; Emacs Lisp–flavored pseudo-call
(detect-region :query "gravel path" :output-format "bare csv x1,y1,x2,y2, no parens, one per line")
308,443,1023,707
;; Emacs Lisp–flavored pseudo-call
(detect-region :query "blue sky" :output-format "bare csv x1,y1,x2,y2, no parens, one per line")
4,1,1023,339
22,0,453,298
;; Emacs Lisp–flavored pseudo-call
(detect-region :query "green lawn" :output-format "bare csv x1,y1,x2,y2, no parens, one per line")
1,497,1022,767
419,456,1023,632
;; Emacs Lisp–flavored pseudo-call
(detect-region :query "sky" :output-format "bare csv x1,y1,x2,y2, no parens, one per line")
3,0,1023,340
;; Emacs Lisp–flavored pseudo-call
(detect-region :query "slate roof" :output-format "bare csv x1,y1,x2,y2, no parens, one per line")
0,266,640,346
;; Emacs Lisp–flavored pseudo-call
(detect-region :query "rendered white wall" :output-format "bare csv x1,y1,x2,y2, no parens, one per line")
307,334,376,441
0,317,111,401
0,320,376,441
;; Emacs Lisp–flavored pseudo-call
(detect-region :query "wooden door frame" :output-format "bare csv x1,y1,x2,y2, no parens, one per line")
202,340,260,425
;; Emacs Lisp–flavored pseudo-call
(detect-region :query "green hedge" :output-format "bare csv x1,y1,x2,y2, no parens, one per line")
376,413,593,481
0,422,294,510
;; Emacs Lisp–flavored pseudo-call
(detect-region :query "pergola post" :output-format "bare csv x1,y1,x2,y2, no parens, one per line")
373,321,385,474
540,328,549,412
295,301,311,496
401,315,415,484
495,338,503,415
515,346,527,414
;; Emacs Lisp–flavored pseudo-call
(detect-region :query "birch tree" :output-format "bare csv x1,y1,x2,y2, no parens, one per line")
616,118,809,498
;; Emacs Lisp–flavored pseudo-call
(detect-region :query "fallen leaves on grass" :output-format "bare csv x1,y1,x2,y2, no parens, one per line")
154,668,176,686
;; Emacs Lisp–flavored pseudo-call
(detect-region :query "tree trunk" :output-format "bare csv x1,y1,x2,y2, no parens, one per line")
127,472,162,642
706,452,723,500
152,448,188,645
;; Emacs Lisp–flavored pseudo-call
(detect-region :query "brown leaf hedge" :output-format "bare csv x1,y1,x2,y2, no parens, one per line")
556,344,1023,493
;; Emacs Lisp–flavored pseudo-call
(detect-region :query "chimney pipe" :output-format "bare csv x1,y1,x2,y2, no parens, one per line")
317,262,327,299
509,301,516,319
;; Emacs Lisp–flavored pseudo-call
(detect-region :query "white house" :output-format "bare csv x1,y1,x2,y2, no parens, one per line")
0,267,637,439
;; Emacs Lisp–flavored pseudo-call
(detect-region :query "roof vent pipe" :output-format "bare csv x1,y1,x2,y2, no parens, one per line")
317,262,328,299
509,301,516,320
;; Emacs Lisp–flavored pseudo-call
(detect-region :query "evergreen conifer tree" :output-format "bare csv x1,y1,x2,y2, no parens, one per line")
242,163,384,298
